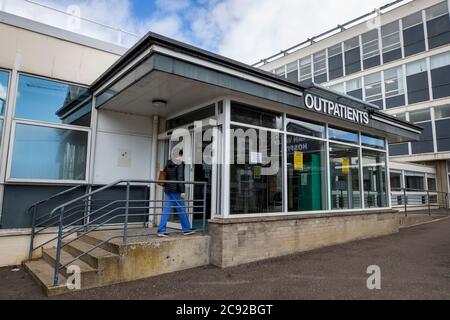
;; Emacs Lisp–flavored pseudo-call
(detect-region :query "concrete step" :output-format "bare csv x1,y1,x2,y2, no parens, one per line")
23,260,69,296
42,248,100,289
64,239,119,269
77,232,121,254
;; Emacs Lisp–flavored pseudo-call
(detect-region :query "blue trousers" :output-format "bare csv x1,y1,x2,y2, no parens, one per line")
158,192,191,233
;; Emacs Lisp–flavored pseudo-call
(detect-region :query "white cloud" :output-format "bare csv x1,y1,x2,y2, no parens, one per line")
3,0,394,64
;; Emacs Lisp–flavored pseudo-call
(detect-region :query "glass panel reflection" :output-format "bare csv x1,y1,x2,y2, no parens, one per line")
287,135,327,211
11,124,88,180
15,75,90,125
229,125,283,214
329,143,361,209
362,149,388,208
0,70,9,115
328,127,358,143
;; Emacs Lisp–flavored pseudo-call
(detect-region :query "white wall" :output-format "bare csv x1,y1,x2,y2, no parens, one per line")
93,110,153,184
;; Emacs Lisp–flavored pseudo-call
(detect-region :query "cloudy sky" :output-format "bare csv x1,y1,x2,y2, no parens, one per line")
5,0,393,64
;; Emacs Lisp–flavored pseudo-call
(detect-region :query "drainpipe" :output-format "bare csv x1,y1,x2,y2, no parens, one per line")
149,115,159,228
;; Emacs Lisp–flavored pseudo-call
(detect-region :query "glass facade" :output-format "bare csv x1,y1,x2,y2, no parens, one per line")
0,70,9,116
228,102,388,215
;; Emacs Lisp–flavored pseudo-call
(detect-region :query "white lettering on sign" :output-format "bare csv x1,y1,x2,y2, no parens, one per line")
304,93,370,125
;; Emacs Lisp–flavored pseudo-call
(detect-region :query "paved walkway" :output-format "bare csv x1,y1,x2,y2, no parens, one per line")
1,217,449,300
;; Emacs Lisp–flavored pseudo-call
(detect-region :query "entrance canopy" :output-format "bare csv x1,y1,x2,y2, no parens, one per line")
89,32,421,143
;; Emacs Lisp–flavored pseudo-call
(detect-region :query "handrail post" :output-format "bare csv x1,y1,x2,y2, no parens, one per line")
28,206,37,260
427,190,431,216
123,182,130,245
202,182,207,234
403,188,407,217
53,207,64,287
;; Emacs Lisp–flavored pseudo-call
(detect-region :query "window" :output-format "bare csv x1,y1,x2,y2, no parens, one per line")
405,172,425,190
329,143,361,209
0,70,9,115
287,135,327,211
361,134,385,149
384,66,405,109
364,72,383,107
0,70,9,148
344,36,361,75
313,50,327,84
299,56,312,84
229,125,283,214
328,43,343,80
362,29,380,69
346,78,363,100
426,1,450,49
381,20,402,63
286,118,325,138
406,59,429,104
15,75,90,125
362,149,387,208
10,124,88,180
393,112,406,121
328,127,358,143
286,61,298,82
390,170,402,190
402,12,426,57
389,143,409,156
434,104,450,151
231,102,283,129
409,109,433,154
430,51,450,99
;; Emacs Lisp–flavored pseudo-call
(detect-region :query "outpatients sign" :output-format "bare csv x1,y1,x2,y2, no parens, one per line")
304,93,369,125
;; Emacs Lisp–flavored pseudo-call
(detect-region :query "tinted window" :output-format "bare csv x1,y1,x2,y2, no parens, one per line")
381,20,402,63
286,118,325,138
435,118,450,151
402,12,426,57
406,60,429,104
328,44,343,80
328,127,358,143
362,29,380,69
430,52,450,99
346,78,363,100
361,134,385,149
299,56,312,83
364,72,383,107
411,122,434,154
286,61,298,82
389,143,409,156
313,50,327,84
15,75,90,125
384,66,405,109
426,1,450,49
344,37,361,75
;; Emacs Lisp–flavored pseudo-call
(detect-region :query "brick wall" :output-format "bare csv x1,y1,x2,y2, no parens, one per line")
209,210,399,268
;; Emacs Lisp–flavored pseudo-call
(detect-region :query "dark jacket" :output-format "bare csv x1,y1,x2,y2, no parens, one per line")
163,160,185,193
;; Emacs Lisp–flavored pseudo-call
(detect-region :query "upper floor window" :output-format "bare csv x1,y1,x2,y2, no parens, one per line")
15,75,90,126
329,82,345,94
406,59,429,104
299,56,312,84
425,1,450,49
328,43,343,80
362,29,380,69
346,78,363,100
384,66,405,109
381,20,402,63
430,51,450,99
364,72,383,108
434,104,450,151
286,61,298,82
409,109,433,154
231,101,283,130
275,66,286,77
313,50,327,84
402,11,426,57
344,36,361,75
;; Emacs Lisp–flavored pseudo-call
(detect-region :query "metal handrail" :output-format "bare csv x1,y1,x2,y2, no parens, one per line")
27,179,207,287
390,187,450,217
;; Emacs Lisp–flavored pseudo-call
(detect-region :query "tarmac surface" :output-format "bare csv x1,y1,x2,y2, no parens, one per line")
1,217,449,300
